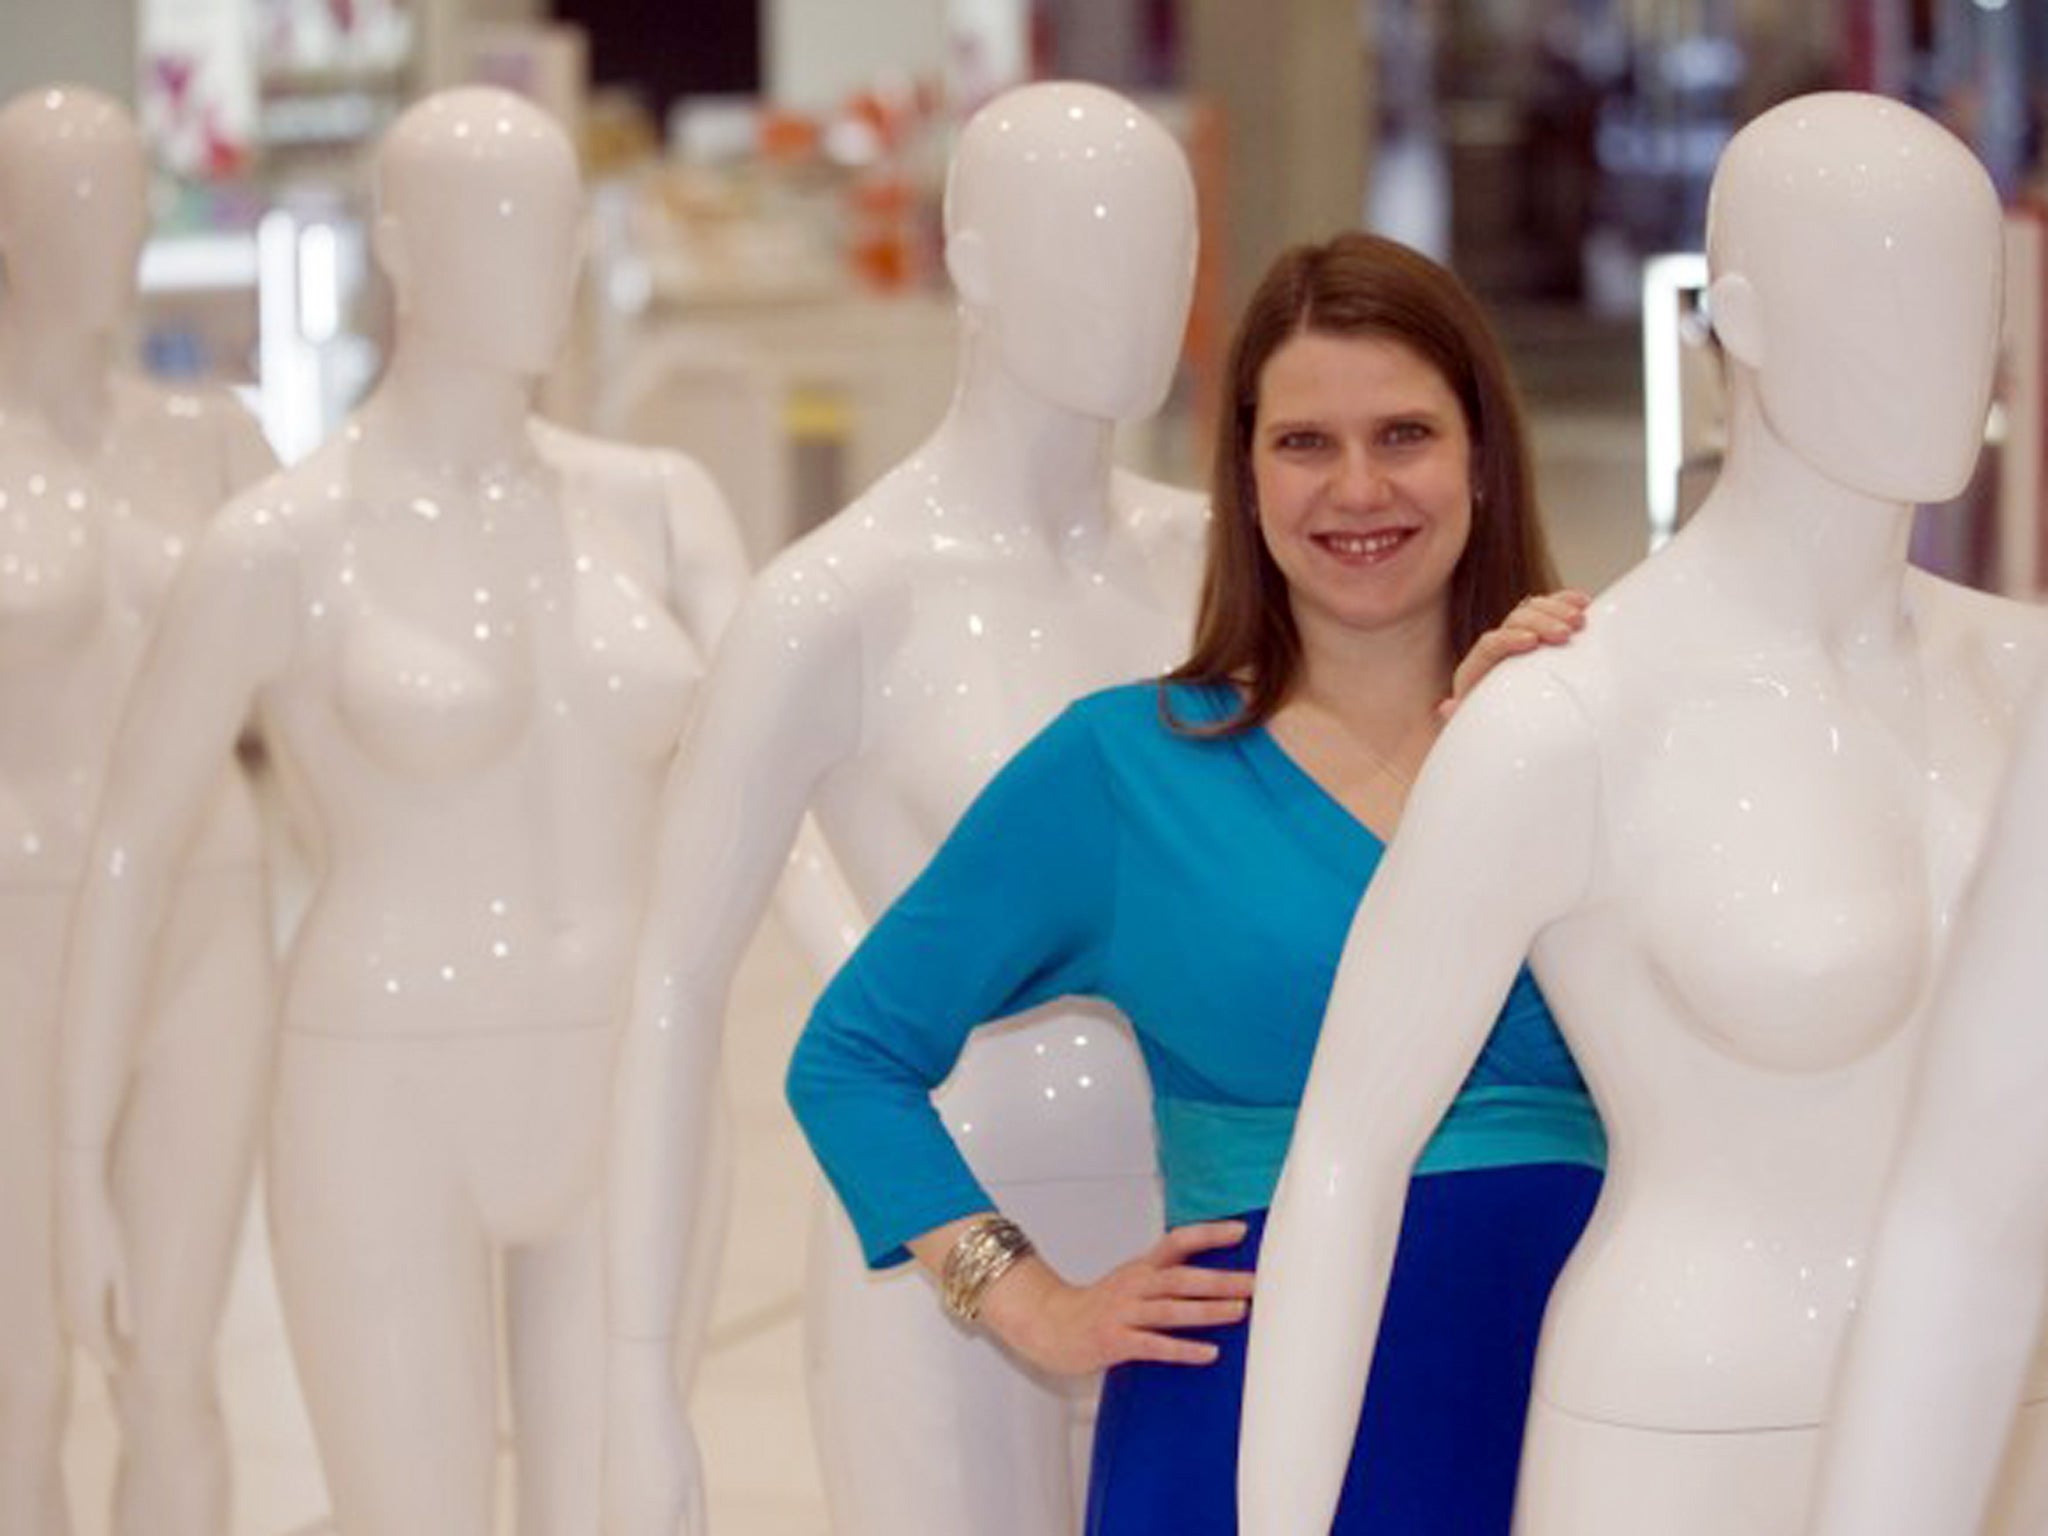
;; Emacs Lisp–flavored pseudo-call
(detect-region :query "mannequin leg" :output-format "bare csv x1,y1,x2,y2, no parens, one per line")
505,1196,603,1536
107,869,272,1536
0,891,71,1536
1515,1403,1818,1535
1519,1394,2048,1535
1985,1398,2048,1531
268,1032,499,1536
805,1174,1154,1536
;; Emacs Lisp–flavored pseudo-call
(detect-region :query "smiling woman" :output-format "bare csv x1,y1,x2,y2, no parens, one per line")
1253,331,1475,673
1167,231,1564,839
785,229,1601,1535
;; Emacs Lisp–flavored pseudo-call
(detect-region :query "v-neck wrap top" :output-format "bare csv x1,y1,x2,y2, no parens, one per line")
787,681,1605,1268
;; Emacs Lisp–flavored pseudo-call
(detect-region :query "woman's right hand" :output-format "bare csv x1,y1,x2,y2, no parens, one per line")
57,1145,130,1369
974,1221,1254,1376
1439,588,1591,719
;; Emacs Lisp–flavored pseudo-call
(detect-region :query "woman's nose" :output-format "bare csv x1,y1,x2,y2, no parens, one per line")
1331,444,1386,508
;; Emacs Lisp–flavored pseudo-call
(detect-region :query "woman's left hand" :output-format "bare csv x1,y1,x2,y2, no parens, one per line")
1439,589,1590,719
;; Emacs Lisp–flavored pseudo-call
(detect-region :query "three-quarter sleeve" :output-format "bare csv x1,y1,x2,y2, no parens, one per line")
786,702,1121,1267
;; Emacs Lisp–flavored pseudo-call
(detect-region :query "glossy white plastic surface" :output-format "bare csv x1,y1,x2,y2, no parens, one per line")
1806,671,2048,1534
0,85,277,1536
55,87,752,1536
1239,92,2048,1536
604,81,1203,1536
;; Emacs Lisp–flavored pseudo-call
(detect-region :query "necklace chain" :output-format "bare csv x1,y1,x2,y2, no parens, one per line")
1279,698,1438,797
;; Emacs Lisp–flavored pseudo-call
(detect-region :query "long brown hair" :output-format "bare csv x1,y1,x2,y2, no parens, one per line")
1165,232,1558,734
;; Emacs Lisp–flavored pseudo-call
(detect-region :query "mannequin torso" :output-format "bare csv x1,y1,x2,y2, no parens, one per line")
56,88,752,1536
1237,94,2048,1536
605,80,1205,1536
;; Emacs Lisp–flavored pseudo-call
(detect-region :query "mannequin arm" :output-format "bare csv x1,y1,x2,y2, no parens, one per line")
656,450,752,650
1238,661,1599,1535
1808,684,2048,1536
654,451,867,982
59,504,298,1154
607,559,864,1343
774,816,866,976
55,503,297,1360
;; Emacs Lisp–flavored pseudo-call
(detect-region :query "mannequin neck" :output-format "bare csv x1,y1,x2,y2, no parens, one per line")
364,330,540,484
1680,380,1917,653
0,296,118,449
928,321,1120,560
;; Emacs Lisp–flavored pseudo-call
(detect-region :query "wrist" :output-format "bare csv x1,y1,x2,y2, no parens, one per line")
973,1254,1065,1355
938,1212,1037,1321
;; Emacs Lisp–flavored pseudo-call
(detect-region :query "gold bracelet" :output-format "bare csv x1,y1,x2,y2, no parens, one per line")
939,1214,1036,1323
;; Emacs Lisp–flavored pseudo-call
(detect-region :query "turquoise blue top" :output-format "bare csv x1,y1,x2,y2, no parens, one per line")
786,681,1606,1269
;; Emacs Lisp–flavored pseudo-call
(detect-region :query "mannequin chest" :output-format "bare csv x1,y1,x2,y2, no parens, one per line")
1608,649,2006,1072
299,481,700,788
841,553,1190,850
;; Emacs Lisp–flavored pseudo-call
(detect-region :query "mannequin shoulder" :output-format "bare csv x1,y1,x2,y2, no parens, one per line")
715,531,868,675
189,446,341,576
533,419,747,578
1110,468,1211,552
533,418,721,506
1905,569,2048,707
1449,644,1606,755
532,418,730,529
115,374,280,495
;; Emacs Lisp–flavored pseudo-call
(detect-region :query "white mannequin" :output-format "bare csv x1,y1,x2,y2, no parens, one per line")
604,81,1203,1536
1239,93,2048,1536
1806,670,2048,1534
56,88,752,1536
0,85,277,1536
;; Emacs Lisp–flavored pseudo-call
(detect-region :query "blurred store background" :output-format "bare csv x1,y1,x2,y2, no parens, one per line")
5,2,2046,1531
6,0,2045,582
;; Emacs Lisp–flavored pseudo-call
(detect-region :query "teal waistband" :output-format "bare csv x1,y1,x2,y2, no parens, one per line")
1155,1086,1607,1230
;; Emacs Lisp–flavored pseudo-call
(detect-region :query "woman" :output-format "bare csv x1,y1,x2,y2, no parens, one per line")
786,230,1604,1533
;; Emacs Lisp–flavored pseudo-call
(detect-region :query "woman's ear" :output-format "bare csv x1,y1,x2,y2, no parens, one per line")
1707,271,1763,369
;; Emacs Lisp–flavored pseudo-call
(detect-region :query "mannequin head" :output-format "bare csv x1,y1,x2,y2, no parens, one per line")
944,81,1196,423
0,86,147,334
372,87,582,377
1706,92,2002,504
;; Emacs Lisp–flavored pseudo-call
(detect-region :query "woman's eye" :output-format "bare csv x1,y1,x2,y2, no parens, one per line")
1275,430,1328,452
1382,420,1432,447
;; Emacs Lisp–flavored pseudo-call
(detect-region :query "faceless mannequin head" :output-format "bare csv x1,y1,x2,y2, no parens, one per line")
944,81,1197,423
1706,92,2002,504
372,88,583,377
0,86,148,335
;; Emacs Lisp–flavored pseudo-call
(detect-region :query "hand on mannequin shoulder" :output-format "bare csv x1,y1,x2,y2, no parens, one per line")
1440,589,1590,719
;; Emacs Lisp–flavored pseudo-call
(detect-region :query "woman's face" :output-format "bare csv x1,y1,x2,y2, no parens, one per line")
1250,329,1474,652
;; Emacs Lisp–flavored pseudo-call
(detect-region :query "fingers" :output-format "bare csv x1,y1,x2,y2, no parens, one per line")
1117,1328,1223,1367
1155,1220,1248,1262
1135,1295,1250,1331
1502,594,1588,643
1153,1263,1255,1300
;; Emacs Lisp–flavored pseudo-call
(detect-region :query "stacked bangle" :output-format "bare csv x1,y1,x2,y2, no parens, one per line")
939,1213,1036,1322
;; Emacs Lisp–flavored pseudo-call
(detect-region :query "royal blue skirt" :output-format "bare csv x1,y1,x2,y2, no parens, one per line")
1084,1163,1601,1534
